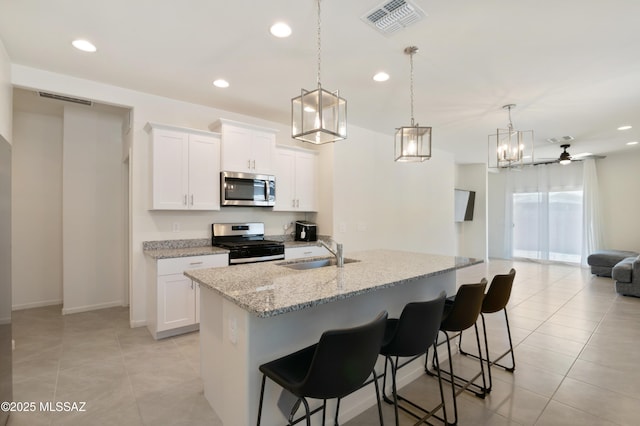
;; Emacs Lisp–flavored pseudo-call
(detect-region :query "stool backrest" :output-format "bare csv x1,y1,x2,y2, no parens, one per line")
301,311,388,400
440,280,487,332
381,291,447,357
482,268,516,314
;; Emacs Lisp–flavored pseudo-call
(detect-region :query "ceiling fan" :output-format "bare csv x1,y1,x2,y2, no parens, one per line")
531,143,605,166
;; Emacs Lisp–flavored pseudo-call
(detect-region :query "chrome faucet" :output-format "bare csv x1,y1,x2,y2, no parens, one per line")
318,239,344,267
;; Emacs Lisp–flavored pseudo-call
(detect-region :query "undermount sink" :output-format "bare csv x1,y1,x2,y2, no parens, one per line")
279,257,359,270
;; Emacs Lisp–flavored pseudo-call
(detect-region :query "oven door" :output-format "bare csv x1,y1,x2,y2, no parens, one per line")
221,171,275,206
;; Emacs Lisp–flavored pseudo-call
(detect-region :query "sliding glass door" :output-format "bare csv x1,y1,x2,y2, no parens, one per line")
512,190,583,263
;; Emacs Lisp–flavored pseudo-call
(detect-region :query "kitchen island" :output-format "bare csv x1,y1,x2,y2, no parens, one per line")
185,249,481,425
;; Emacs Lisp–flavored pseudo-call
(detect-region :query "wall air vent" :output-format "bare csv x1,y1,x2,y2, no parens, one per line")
361,0,426,36
38,92,93,106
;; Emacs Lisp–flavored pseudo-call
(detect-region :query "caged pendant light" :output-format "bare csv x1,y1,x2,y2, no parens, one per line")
488,104,534,169
395,46,431,162
291,0,347,144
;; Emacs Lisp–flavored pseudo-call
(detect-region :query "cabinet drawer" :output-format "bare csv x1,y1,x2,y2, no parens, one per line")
157,254,228,275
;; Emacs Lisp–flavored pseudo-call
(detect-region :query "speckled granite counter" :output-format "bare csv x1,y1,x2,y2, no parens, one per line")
142,237,324,259
186,250,481,318
196,249,481,425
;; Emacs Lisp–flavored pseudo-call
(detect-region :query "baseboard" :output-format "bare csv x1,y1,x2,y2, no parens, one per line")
62,300,124,315
130,319,146,328
12,298,63,311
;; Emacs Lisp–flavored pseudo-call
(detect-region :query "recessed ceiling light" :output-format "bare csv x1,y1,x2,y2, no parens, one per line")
373,72,390,82
72,39,97,52
618,125,632,130
627,141,639,146
270,22,292,38
213,79,229,88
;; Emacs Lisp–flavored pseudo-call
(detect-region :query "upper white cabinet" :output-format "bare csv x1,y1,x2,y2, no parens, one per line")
147,123,221,210
211,119,277,174
274,146,318,212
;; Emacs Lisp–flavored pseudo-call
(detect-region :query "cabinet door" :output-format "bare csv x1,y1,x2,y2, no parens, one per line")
188,134,220,210
157,273,196,332
251,130,275,174
152,129,189,210
285,246,329,260
273,148,296,211
221,124,252,171
295,151,318,212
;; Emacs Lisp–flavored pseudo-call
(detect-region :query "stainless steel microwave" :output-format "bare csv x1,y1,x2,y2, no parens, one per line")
220,171,276,207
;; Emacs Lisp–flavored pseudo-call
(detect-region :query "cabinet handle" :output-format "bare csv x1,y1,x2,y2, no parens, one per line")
189,261,204,265
296,199,300,208
252,160,256,169
183,195,187,206
190,194,194,206
292,199,296,208
247,160,251,169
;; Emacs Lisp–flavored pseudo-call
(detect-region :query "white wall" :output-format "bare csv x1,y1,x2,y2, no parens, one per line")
487,171,508,259
0,38,11,144
455,164,487,260
11,110,63,309
62,105,127,314
333,126,456,255
597,149,640,251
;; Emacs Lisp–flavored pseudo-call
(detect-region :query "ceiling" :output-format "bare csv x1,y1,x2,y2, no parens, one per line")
2,0,640,164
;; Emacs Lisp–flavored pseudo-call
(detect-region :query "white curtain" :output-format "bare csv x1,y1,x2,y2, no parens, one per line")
581,159,604,266
503,162,583,262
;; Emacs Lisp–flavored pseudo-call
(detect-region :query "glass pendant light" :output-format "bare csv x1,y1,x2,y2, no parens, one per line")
488,104,534,169
292,0,347,144
395,46,431,162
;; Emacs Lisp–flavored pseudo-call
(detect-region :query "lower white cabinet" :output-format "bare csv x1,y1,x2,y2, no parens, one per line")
285,245,329,260
147,254,228,339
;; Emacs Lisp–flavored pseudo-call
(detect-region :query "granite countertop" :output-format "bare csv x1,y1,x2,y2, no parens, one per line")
185,250,482,318
142,237,326,259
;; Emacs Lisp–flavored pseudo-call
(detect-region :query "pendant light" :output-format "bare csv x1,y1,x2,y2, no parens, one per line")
488,104,534,169
395,46,431,162
291,0,347,144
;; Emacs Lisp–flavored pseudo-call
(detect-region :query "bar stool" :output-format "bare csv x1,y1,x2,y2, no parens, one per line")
257,311,388,426
379,292,447,426
426,281,488,425
459,268,516,392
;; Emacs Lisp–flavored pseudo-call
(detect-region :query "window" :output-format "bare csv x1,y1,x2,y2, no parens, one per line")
513,190,583,263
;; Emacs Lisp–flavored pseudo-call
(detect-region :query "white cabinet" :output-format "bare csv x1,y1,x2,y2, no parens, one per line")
211,119,277,174
274,147,318,212
285,245,329,260
147,254,228,339
147,123,221,210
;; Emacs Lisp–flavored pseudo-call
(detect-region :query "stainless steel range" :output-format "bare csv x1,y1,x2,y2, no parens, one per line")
212,222,284,265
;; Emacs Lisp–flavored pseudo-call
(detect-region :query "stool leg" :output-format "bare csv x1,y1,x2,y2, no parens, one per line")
390,356,400,426
334,398,339,426
443,331,459,426
382,355,393,404
257,374,266,426
473,323,488,396
372,370,385,426
300,397,311,426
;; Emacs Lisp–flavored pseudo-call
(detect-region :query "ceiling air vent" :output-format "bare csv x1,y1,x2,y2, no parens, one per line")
361,0,426,36
38,91,93,106
546,136,574,144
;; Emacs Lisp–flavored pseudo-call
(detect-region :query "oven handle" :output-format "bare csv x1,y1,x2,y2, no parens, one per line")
229,254,285,264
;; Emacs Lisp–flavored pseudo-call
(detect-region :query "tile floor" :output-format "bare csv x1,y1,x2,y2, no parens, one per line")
7,259,640,425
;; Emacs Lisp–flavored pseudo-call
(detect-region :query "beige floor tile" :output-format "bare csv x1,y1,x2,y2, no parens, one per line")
535,400,618,426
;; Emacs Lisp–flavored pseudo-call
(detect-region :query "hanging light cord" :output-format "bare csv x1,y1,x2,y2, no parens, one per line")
409,48,415,126
507,105,514,131
316,0,321,88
